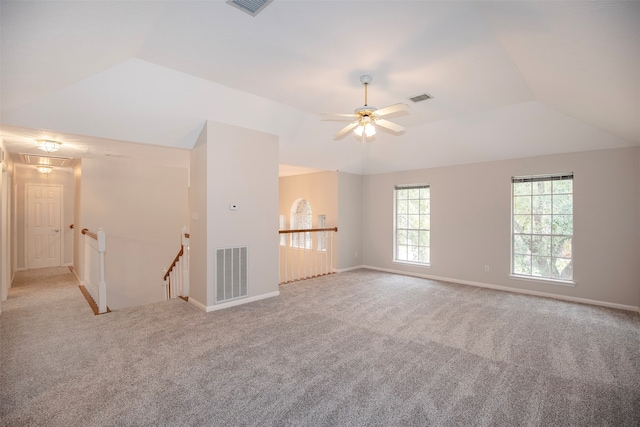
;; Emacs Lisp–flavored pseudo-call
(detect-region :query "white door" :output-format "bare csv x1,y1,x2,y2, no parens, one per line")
27,185,62,269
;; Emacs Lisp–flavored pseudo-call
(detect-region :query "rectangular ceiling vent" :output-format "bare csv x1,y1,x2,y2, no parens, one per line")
226,0,273,16
19,153,72,167
409,93,433,103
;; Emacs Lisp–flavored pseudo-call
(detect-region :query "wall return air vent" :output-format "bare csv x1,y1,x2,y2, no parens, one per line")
226,0,273,16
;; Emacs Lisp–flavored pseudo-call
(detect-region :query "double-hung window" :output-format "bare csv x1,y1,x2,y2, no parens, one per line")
511,173,573,282
394,184,430,265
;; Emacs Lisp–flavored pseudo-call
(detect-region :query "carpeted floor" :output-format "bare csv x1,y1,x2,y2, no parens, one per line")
1,267,639,426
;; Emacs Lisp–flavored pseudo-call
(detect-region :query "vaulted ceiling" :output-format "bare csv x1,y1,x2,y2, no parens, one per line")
1,1,638,175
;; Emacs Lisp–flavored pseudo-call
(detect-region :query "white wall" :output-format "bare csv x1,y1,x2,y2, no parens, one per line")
79,155,189,310
205,121,279,308
14,166,74,269
362,147,640,310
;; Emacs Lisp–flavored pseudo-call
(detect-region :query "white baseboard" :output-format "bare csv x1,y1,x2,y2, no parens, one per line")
189,291,281,313
336,265,365,273
188,297,207,311
70,267,82,286
361,265,640,313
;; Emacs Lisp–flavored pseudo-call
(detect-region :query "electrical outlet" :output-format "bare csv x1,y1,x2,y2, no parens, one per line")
484,265,490,272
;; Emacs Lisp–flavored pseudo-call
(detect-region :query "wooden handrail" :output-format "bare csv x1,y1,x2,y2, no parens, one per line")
164,246,184,280
279,227,338,234
81,228,98,240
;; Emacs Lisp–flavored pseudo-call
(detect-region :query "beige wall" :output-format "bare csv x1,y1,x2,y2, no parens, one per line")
279,171,339,230
337,171,363,270
0,141,14,310
188,125,208,306
72,161,83,279
78,156,189,310
279,171,339,267
203,121,280,308
277,171,363,272
14,166,75,269
362,147,640,309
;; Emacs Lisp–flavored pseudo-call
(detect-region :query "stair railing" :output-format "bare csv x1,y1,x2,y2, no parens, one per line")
164,226,190,300
278,227,337,284
81,227,108,314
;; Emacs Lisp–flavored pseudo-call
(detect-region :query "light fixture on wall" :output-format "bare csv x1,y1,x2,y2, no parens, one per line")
36,166,53,174
36,139,61,153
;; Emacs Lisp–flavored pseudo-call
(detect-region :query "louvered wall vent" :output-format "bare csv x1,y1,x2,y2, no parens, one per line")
226,0,273,16
215,246,248,303
409,93,433,103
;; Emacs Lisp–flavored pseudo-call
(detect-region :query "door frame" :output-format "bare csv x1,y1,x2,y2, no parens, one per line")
25,183,64,269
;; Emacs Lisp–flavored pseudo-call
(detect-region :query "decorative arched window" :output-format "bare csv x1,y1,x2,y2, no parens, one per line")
291,199,312,249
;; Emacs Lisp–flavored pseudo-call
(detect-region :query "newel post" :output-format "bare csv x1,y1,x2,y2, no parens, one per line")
97,228,107,314
181,225,190,297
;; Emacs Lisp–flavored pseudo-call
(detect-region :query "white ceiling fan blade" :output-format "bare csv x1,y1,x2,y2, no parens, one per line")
334,121,360,139
321,113,359,121
375,118,405,133
374,103,409,117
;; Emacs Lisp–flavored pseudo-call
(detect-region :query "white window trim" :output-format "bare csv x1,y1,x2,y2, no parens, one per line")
510,173,574,283
393,184,430,266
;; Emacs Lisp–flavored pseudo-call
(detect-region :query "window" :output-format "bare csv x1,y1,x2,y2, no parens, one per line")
290,199,312,249
279,214,286,246
317,214,327,251
394,184,430,265
512,174,573,281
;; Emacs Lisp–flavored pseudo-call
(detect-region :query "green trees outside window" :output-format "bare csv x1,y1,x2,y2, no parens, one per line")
395,185,430,265
512,174,573,281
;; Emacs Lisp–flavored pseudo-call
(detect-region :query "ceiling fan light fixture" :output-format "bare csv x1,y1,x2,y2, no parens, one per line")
354,122,376,137
36,139,61,153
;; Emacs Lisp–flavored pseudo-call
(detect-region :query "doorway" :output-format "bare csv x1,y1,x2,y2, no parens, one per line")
26,184,62,269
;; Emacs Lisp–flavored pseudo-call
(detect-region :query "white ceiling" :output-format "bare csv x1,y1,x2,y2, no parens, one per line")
1,0,638,175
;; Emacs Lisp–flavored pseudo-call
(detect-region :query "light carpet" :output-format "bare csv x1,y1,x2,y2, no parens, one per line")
1,267,639,426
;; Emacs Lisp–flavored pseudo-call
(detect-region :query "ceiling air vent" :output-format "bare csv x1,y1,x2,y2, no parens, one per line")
20,154,72,167
409,93,433,103
226,0,273,16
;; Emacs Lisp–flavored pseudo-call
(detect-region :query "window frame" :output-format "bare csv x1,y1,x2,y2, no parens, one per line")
393,184,431,267
510,173,575,285
290,198,312,250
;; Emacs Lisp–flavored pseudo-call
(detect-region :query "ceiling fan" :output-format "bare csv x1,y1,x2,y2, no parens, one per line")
323,75,409,140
